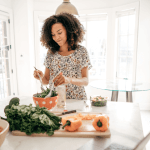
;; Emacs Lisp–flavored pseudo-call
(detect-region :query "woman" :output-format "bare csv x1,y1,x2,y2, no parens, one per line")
33,12,92,100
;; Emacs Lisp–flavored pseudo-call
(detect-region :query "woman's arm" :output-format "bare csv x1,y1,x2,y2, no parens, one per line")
68,66,88,86
53,66,89,86
34,67,50,85
42,68,50,85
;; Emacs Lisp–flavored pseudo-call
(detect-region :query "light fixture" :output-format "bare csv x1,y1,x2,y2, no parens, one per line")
55,0,79,15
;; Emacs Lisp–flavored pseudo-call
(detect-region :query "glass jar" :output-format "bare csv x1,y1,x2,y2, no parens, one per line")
56,84,66,108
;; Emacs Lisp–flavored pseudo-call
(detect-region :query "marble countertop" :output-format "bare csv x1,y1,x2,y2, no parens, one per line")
0,96,144,150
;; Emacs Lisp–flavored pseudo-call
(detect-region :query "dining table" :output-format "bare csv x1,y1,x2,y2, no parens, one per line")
0,96,145,150
89,79,150,102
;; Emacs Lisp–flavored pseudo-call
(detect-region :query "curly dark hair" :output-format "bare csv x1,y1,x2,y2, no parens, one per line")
40,12,85,53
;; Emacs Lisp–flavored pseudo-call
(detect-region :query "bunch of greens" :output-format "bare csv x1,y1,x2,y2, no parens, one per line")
36,87,58,98
2,97,62,136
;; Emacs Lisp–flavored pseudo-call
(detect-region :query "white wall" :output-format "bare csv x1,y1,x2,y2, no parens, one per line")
0,0,12,8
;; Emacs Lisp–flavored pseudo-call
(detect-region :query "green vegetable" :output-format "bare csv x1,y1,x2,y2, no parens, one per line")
4,105,10,113
62,120,71,129
4,97,20,113
9,97,20,107
2,98,61,136
97,120,102,127
35,87,58,98
92,100,107,107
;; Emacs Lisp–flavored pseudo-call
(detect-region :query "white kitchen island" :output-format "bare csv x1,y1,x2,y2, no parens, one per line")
0,96,145,150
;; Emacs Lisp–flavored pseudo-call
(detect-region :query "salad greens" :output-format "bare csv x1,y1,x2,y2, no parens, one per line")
36,87,58,98
90,96,107,107
2,97,61,136
91,100,107,107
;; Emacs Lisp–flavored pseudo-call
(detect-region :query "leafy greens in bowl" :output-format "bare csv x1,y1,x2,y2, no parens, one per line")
35,87,58,98
90,95,108,107
33,88,58,110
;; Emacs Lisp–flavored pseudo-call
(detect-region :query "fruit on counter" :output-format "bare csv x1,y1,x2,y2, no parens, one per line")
0,126,3,133
1,97,62,136
92,114,109,132
35,87,58,98
62,117,82,132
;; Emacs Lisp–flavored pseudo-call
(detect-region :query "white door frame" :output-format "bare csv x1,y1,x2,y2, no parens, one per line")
0,5,18,96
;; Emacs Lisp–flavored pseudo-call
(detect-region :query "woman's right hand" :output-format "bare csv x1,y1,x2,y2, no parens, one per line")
33,70,44,80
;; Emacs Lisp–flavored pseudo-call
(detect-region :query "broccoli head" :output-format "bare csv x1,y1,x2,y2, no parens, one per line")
4,105,10,113
9,97,20,107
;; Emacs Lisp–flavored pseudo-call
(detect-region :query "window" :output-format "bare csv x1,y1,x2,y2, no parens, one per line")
0,15,11,99
115,9,136,80
79,14,107,79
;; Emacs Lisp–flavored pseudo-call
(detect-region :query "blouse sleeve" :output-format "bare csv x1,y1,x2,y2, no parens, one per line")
80,46,92,70
43,52,52,69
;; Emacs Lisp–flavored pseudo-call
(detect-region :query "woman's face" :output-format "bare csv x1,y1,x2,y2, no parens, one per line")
51,23,67,47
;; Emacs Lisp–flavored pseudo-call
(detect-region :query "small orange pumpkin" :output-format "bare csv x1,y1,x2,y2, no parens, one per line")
92,114,109,132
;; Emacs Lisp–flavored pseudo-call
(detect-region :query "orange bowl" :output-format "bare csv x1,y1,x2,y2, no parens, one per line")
33,94,58,110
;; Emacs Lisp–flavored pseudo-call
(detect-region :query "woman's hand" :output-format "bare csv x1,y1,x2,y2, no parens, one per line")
33,70,44,80
53,72,70,86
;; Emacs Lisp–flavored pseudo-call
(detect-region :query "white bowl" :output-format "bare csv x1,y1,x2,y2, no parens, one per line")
0,119,9,147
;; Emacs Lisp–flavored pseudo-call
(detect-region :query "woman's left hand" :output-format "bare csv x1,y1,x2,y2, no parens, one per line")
53,72,70,86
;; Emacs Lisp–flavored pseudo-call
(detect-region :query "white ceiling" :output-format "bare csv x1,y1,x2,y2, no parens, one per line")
33,0,137,3
33,0,114,3
33,0,139,8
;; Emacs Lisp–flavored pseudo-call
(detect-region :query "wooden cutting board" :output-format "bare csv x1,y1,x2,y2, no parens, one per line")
11,112,111,138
